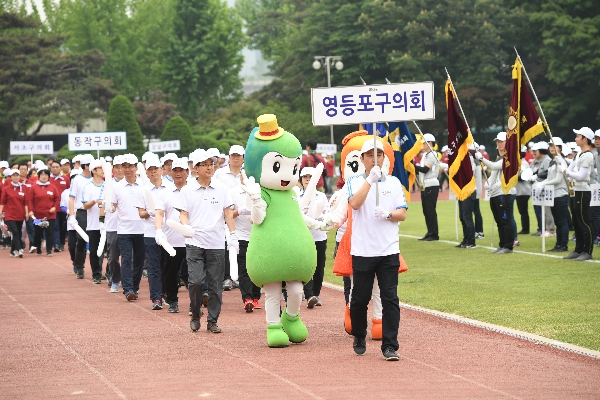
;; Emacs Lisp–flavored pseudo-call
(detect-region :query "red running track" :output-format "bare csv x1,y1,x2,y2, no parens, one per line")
0,248,598,399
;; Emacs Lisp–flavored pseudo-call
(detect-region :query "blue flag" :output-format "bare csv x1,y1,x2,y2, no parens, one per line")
387,121,423,202
359,123,387,137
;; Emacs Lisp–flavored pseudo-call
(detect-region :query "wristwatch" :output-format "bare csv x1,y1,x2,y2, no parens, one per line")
386,212,392,220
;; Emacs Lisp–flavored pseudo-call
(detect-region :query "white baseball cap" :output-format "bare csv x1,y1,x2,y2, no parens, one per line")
441,145,449,152
562,146,572,157
105,156,113,162
573,127,594,141
162,153,178,163
89,159,102,171
479,145,486,150
34,160,46,170
360,140,384,154
229,145,245,156
533,142,549,151
468,142,480,151
595,129,600,138
0,161,8,169
300,167,315,177
521,145,527,152
493,132,507,142
191,150,215,166
423,133,436,143
145,158,162,169
528,141,534,148
72,154,81,163
172,158,189,170
113,155,124,166
142,152,159,162
70,168,82,177
549,137,564,147
6,169,19,176
121,154,138,165
206,148,220,158
60,158,70,165
79,154,95,165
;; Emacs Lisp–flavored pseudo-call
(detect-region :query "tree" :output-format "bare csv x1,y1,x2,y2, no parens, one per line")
161,116,195,156
133,90,178,141
106,95,145,158
163,0,246,122
0,11,112,159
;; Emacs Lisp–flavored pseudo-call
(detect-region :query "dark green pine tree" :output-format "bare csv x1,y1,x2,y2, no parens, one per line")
106,95,145,158
161,116,196,156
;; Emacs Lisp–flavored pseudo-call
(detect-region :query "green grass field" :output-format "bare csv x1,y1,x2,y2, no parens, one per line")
323,199,600,351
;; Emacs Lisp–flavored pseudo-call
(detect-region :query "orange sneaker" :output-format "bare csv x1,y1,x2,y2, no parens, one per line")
252,299,261,310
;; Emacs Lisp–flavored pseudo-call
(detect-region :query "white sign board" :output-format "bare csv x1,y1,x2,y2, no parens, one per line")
316,143,337,154
532,185,554,206
149,140,181,153
311,82,435,126
590,184,600,206
68,132,127,151
10,141,54,155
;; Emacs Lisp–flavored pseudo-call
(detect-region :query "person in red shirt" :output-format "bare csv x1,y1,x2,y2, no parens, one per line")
50,160,70,252
0,169,28,257
27,169,59,256
300,139,326,192
324,153,336,196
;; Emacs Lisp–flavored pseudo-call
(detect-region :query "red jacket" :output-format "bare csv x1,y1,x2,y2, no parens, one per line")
0,183,28,221
27,182,60,220
51,174,70,211
300,152,325,188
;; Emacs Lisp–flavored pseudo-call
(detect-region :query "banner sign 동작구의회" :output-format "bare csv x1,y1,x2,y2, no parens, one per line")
311,82,435,126
10,141,54,155
148,140,181,152
68,132,127,151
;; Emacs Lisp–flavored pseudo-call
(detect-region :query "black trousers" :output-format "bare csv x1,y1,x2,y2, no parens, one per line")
303,240,327,298
54,211,67,246
33,219,55,254
458,192,476,246
421,186,439,238
570,191,593,255
68,230,76,264
237,240,261,301
161,246,186,304
6,220,23,252
490,195,514,250
473,199,483,233
87,230,104,280
350,254,400,352
515,195,530,233
73,209,88,270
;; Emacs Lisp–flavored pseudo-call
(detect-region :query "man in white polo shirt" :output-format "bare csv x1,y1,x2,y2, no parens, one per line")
346,140,407,361
155,158,189,313
161,153,178,184
214,144,261,310
68,154,94,279
135,157,172,310
176,150,237,333
112,154,145,301
106,155,124,293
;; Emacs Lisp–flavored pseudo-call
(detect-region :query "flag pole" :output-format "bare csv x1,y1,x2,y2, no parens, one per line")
359,76,379,206
445,68,472,135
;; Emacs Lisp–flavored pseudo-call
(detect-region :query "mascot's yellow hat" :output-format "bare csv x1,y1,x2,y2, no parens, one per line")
255,114,285,141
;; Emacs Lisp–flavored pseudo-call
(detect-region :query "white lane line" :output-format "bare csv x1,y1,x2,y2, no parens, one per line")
0,284,128,400
130,302,325,400
399,233,600,262
402,355,523,399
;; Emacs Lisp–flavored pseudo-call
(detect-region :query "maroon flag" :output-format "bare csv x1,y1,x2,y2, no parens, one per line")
445,78,475,201
502,58,545,193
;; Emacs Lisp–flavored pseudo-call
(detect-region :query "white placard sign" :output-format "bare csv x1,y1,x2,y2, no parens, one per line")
149,140,181,152
590,184,600,206
311,82,435,126
10,141,54,155
316,143,337,154
68,132,127,151
532,185,554,206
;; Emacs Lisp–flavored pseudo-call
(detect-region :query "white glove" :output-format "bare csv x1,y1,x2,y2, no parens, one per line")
366,166,382,185
301,205,310,215
484,181,490,190
147,209,155,218
535,182,545,192
474,152,483,160
99,222,106,233
237,206,251,216
529,174,538,182
68,215,77,228
227,231,239,254
155,229,167,245
181,224,194,238
321,212,341,231
240,171,262,201
439,162,448,171
374,206,389,220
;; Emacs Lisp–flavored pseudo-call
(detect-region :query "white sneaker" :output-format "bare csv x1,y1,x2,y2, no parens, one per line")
110,282,120,293
29,246,37,253
18,249,24,258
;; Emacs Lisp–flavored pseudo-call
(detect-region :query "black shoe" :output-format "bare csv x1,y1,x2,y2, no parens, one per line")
100,275,107,281
76,269,84,279
518,230,529,235
418,235,430,241
93,278,102,284
455,242,466,248
423,236,438,242
207,321,222,333
353,337,367,355
563,251,580,260
223,278,232,291
168,302,179,313
190,314,200,331
383,348,400,361
59,245,64,252
554,246,568,252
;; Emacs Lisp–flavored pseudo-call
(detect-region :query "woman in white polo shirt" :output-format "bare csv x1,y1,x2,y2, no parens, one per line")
81,160,105,284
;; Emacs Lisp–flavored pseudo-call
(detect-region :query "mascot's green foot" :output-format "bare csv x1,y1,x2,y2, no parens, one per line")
280,308,308,343
267,324,290,348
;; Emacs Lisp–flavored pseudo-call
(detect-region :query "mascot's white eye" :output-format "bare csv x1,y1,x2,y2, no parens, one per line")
273,162,280,173
348,160,359,173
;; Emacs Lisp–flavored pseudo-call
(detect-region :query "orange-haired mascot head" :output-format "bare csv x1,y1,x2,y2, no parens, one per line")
340,130,394,181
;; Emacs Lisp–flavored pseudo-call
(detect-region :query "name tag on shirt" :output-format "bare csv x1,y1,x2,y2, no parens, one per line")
47,191,53,195
210,198,219,205
382,190,392,196
60,181,66,185
18,192,24,196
